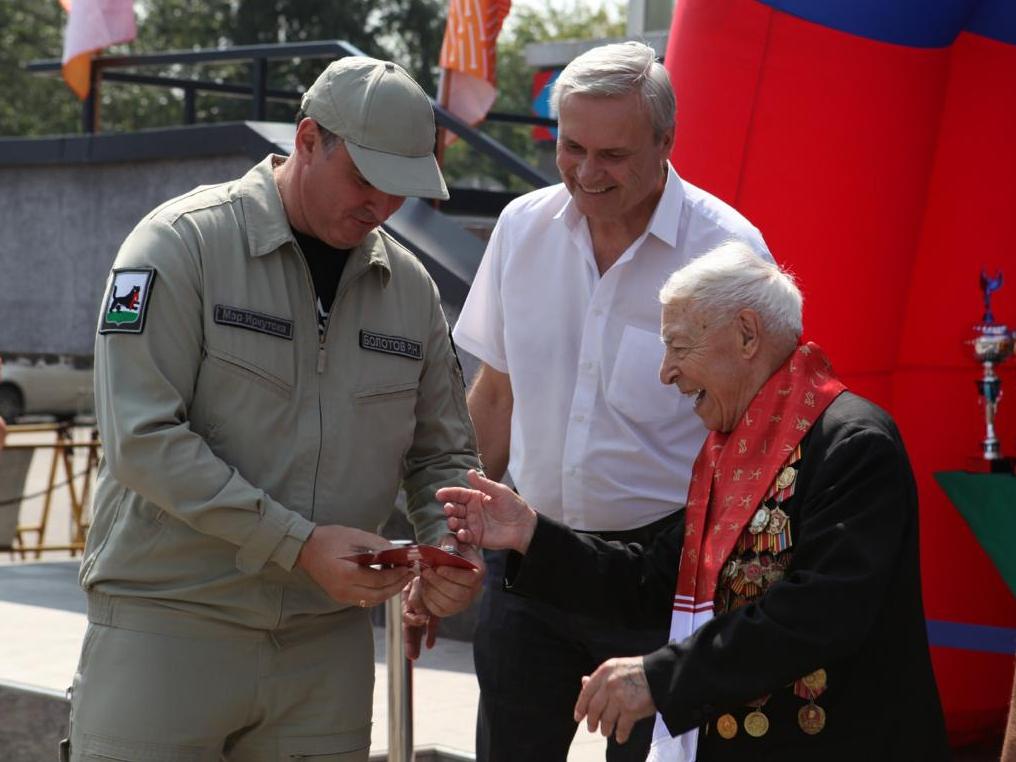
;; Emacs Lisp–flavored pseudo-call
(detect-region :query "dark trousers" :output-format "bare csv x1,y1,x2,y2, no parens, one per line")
473,515,675,762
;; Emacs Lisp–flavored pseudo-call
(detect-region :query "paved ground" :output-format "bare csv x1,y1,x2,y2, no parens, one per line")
0,426,610,760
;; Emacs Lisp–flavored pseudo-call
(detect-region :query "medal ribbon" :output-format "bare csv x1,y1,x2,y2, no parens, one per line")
648,342,845,762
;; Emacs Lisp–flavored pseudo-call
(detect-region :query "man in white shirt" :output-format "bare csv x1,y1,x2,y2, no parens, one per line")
452,42,769,761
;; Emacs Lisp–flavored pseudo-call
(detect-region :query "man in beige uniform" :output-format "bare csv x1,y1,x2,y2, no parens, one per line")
66,57,482,762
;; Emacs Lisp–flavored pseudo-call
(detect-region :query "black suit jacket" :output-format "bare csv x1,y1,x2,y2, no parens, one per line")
506,392,949,761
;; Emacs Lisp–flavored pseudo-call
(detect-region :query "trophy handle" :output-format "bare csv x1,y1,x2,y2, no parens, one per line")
980,269,1003,324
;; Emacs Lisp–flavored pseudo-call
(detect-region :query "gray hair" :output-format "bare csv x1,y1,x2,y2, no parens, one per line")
550,41,675,141
659,242,803,339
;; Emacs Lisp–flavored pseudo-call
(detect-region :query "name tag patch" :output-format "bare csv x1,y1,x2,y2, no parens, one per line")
359,330,423,360
214,305,293,340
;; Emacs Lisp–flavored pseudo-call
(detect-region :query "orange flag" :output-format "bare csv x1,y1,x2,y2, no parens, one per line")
60,0,137,100
439,0,511,140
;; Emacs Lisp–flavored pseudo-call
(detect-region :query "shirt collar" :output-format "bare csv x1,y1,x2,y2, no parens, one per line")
647,163,685,248
553,188,584,231
347,229,392,287
239,155,296,258
239,154,391,284
551,162,685,247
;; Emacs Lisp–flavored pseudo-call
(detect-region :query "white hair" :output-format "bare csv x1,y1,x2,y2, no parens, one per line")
550,41,675,141
659,242,803,339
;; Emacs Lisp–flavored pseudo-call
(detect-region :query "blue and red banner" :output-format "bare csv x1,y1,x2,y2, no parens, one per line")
665,0,1016,746
531,68,559,142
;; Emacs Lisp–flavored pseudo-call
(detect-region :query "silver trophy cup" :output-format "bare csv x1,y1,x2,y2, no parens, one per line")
968,271,1013,465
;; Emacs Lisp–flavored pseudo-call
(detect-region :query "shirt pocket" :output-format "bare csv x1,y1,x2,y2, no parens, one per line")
204,347,293,399
351,327,424,406
350,379,420,455
203,315,296,400
349,369,421,481
189,320,296,446
606,324,683,424
352,380,419,404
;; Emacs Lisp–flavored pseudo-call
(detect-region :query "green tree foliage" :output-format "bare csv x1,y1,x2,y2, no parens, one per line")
441,0,626,192
226,0,445,117
496,0,627,115
1,0,626,195
1,0,445,136
0,4,80,136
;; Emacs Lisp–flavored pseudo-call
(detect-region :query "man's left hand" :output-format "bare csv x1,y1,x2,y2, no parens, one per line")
403,540,484,659
574,656,657,744
418,540,484,617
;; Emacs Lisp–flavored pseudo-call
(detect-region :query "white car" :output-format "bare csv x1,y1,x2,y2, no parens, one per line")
0,356,95,422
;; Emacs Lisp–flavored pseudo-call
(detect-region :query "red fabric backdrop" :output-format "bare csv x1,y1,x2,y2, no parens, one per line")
665,0,1016,744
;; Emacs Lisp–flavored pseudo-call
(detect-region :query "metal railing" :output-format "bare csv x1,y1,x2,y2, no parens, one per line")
27,40,556,189
27,41,365,133
386,596,414,762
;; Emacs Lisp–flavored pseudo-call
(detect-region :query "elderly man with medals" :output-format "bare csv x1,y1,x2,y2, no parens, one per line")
438,242,949,761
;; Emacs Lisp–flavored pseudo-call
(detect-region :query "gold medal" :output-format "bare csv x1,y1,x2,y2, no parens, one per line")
775,465,796,490
798,703,826,735
801,668,827,694
744,710,770,737
716,713,738,739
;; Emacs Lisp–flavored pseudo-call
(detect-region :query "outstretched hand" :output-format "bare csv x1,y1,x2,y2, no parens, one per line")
436,469,538,554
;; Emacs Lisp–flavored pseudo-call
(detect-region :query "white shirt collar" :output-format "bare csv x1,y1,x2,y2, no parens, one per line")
552,162,685,247
647,162,685,248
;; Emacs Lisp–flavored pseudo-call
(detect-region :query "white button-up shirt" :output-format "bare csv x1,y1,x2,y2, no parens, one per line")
453,164,770,531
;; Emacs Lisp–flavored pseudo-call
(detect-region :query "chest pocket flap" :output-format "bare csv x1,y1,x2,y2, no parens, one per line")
205,304,296,397
353,328,424,402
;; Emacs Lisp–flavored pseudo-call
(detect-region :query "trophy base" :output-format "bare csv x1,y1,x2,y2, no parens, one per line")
965,455,1015,474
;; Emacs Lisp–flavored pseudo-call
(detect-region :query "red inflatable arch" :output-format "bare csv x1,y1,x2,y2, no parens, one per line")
665,0,1016,745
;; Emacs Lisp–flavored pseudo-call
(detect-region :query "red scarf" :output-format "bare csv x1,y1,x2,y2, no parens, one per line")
674,341,846,619
649,342,846,762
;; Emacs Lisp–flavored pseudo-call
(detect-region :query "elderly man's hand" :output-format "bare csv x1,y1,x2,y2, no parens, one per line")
296,525,414,608
574,656,657,744
437,470,538,554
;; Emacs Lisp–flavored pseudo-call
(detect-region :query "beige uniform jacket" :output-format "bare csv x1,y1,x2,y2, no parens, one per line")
82,156,479,630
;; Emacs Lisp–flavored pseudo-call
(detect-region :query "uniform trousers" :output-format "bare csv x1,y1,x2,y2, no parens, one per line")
473,513,676,762
66,592,374,762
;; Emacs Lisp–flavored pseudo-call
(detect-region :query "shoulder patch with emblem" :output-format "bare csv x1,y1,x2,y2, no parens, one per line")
359,330,423,360
99,268,156,334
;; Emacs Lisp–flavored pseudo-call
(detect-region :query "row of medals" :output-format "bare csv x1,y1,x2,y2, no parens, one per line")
718,463,798,605
715,462,827,739
713,668,828,739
